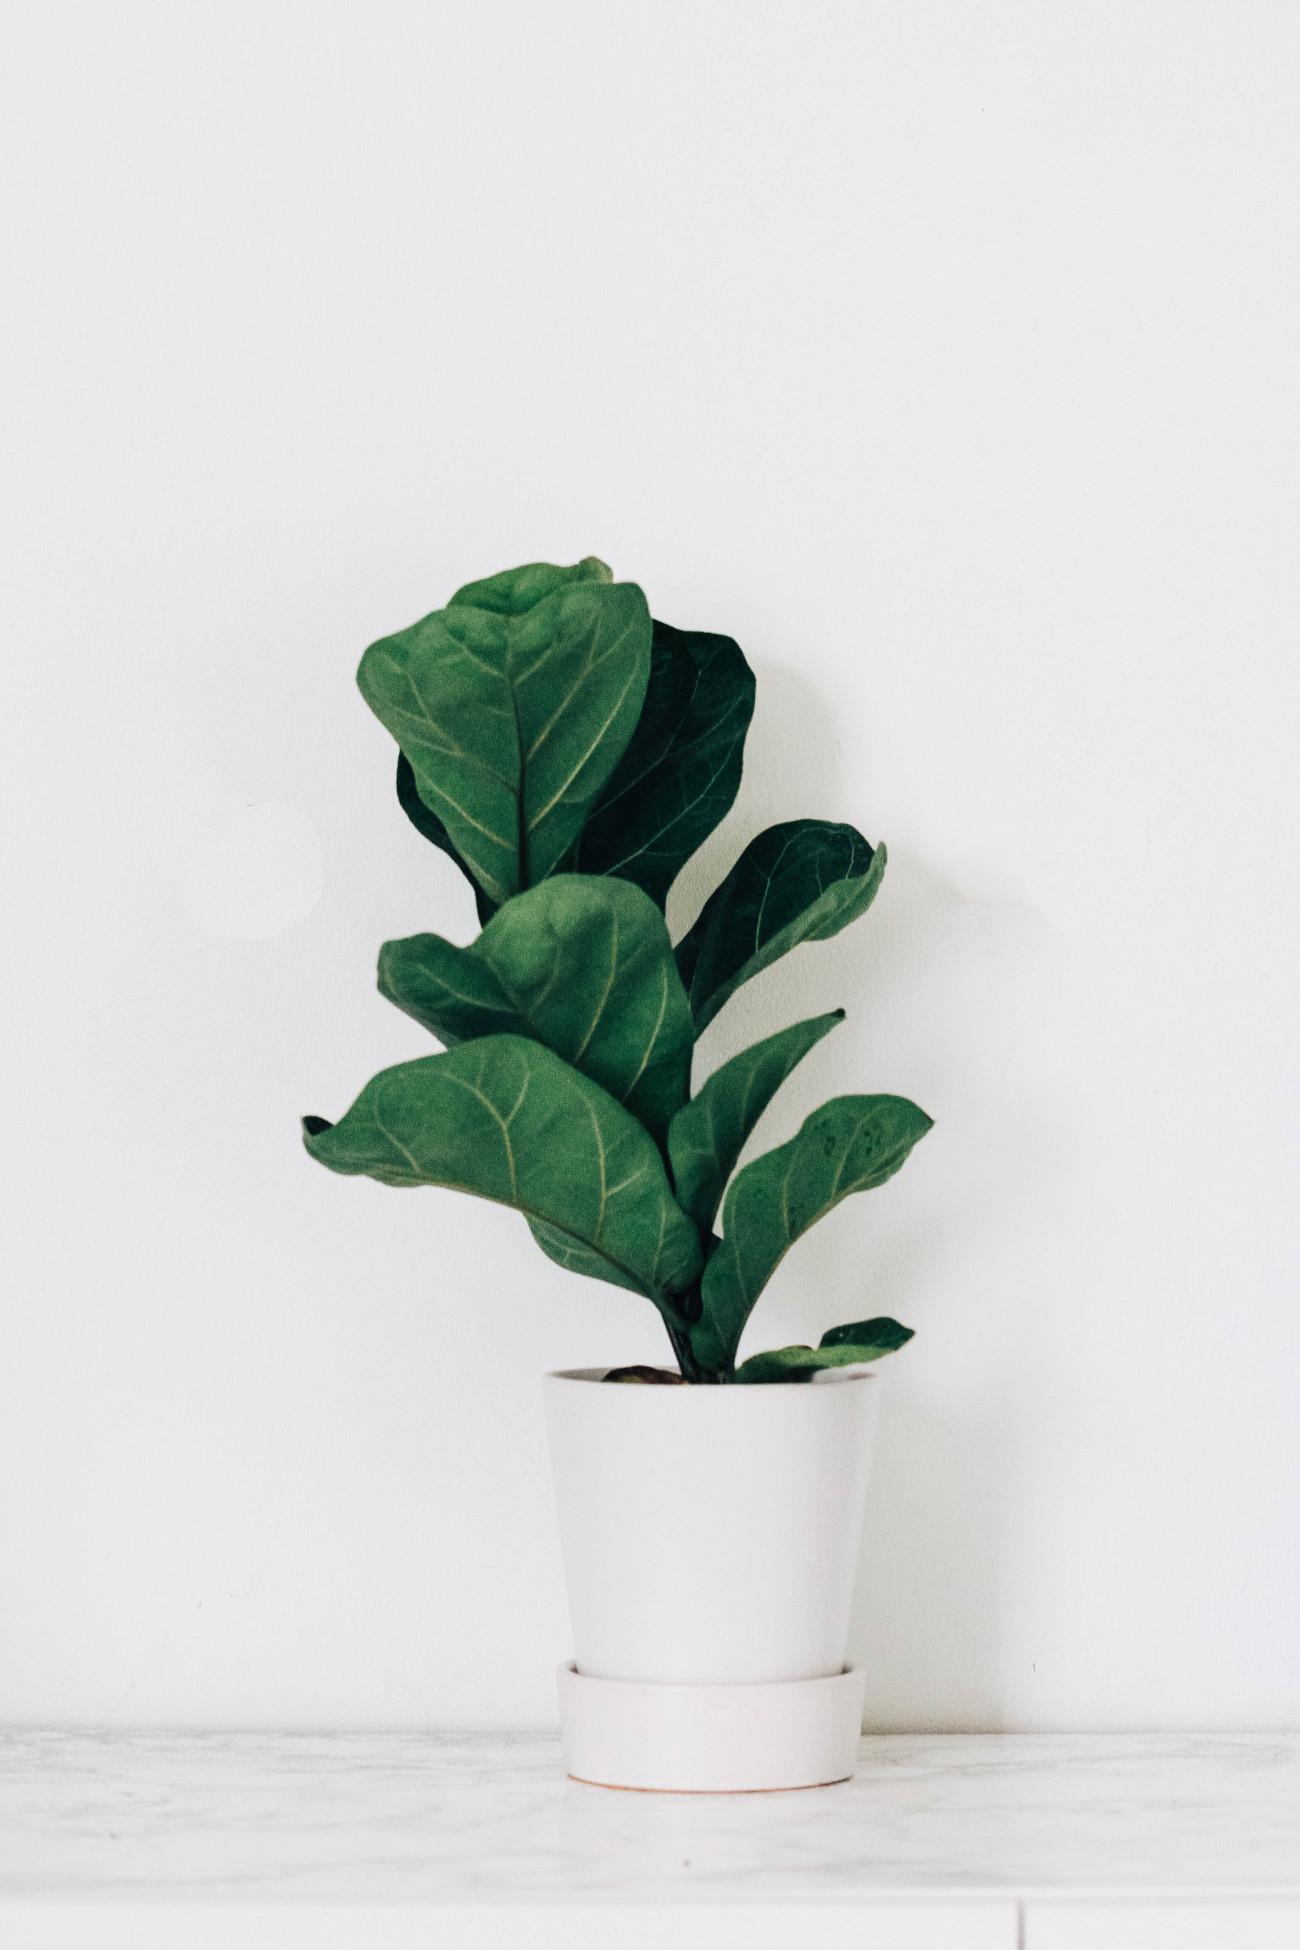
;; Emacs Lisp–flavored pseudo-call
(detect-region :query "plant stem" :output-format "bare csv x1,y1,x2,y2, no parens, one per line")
665,1317,725,1385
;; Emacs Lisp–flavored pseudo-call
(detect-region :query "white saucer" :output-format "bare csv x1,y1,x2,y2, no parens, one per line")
557,1662,867,1793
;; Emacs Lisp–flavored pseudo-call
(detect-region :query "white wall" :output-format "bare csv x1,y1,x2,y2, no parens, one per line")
3,0,1298,1733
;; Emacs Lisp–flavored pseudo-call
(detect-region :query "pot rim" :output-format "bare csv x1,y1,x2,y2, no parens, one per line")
545,1365,878,1390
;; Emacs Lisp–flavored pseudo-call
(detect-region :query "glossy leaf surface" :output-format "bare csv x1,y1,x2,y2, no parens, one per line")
303,1036,702,1307
358,561,651,906
734,1318,914,1384
391,564,614,913
378,877,693,1141
676,822,886,1033
667,1009,844,1232
448,557,610,616
690,1093,932,1372
566,620,755,906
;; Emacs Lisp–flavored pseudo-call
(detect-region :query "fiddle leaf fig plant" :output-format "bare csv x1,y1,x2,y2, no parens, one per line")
304,557,932,1384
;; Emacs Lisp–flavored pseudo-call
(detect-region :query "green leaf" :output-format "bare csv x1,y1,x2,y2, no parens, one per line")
525,1215,631,1289
302,1035,702,1310
675,822,887,1033
395,754,496,926
601,1364,687,1384
819,1316,915,1352
358,560,652,906
735,1318,914,1384
689,1094,933,1374
667,1009,845,1232
391,563,618,922
448,556,611,614
566,620,755,906
378,876,694,1141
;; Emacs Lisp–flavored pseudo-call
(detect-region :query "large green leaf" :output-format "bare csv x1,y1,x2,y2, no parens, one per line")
734,1318,914,1384
395,754,496,926
358,559,651,906
667,1009,844,1232
302,1036,702,1310
689,1094,932,1373
391,563,625,920
565,620,755,906
377,877,694,1141
675,822,887,1033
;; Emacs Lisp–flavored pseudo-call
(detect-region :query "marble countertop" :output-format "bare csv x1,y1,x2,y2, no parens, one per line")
1,1730,1298,1908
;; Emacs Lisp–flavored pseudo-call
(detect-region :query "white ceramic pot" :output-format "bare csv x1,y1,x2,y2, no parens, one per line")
543,1367,880,1791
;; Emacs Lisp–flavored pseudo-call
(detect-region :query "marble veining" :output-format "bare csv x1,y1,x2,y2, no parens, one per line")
0,1731,1297,1904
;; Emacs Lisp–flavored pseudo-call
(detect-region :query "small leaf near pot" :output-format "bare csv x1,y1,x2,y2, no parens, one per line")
602,1365,688,1385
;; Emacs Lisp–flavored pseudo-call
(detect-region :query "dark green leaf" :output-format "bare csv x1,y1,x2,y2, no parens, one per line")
734,1318,914,1384
666,1009,844,1232
358,561,651,906
378,876,693,1140
395,754,496,926
602,1363,688,1384
676,822,886,1033
302,1035,702,1310
819,1316,915,1353
689,1094,933,1373
567,620,755,905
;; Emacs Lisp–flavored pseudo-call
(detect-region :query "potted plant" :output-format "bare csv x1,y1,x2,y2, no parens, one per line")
304,557,932,1791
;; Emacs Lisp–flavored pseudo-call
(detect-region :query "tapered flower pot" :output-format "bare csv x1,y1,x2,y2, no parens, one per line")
544,1367,880,1792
